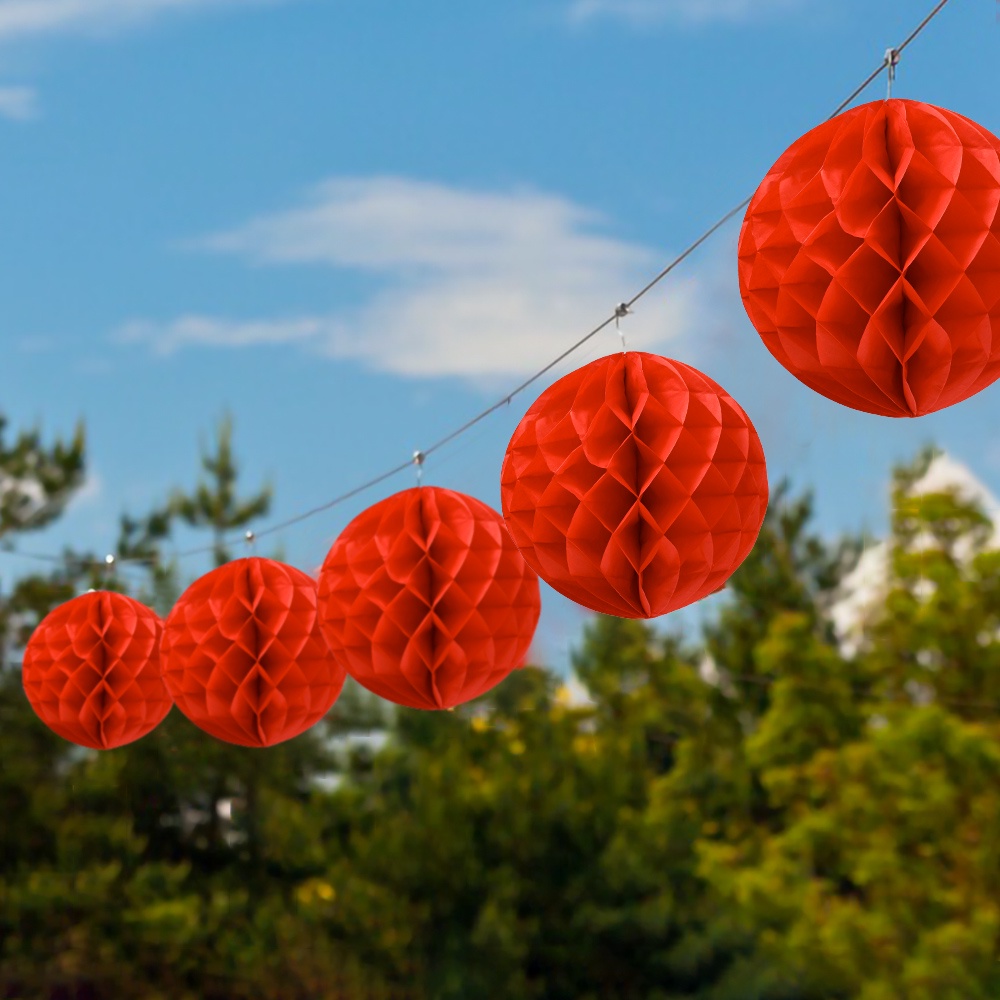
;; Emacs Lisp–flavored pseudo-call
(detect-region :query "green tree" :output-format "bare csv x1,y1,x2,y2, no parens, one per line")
703,482,856,716
6,434,1000,1000
0,415,84,541
0,415,87,669
115,503,180,615
0,412,404,1000
693,454,1000,999
171,413,272,567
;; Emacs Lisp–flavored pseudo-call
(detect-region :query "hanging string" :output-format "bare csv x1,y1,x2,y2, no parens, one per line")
827,0,950,119
0,0,956,574
885,47,900,99
614,303,630,353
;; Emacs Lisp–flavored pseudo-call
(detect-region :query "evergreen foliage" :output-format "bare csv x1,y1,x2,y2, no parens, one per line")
1,411,998,998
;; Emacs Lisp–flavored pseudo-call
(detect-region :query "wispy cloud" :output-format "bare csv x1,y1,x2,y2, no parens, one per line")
568,0,800,27
117,314,326,355
199,177,653,275
127,176,700,380
0,0,286,42
0,84,37,119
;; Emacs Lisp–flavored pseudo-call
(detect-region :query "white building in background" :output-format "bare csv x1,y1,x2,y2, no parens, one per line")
829,452,1000,657
688,451,1000,687
555,675,596,709
828,542,892,658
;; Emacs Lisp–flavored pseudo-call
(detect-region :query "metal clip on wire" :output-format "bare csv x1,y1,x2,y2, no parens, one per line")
884,47,900,99
614,303,631,352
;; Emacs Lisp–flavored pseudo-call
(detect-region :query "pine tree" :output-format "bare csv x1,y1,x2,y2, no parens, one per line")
0,415,87,672
0,415,85,540
171,413,272,567
0,411,402,1000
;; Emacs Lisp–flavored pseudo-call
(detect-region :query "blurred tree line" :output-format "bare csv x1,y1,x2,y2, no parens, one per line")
1,412,999,1000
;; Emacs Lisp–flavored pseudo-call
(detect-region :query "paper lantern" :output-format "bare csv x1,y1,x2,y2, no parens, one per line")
22,591,172,750
739,98,1000,417
161,557,345,747
317,487,541,710
500,351,768,619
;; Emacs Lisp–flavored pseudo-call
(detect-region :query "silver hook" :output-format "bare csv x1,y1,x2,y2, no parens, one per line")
614,303,630,353
244,530,256,556
884,47,899,99
412,450,426,486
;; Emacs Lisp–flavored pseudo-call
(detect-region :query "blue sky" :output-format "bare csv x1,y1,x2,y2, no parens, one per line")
2,0,998,669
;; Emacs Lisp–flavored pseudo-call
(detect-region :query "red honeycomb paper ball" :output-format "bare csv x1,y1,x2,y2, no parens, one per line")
161,557,345,747
739,98,1000,417
500,352,768,619
22,591,172,750
317,487,541,711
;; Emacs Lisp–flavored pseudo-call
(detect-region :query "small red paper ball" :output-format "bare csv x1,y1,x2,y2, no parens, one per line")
22,591,172,750
161,558,345,747
739,98,1000,417
500,352,768,619
317,487,541,711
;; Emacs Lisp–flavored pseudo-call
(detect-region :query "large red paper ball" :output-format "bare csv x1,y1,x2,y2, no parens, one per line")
500,352,768,619
161,558,345,747
22,591,172,750
739,98,1000,417
317,487,541,711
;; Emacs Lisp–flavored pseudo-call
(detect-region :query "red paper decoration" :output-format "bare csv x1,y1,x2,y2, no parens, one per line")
500,351,768,619
161,557,345,747
22,591,172,750
739,98,1000,417
317,487,541,711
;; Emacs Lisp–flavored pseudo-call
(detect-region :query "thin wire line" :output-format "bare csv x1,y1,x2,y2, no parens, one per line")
895,0,954,59
624,197,752,311
829,0,951,117
1,549,63,565
0,0,955,570
0,547,154,574
830,64,890,119
250,458,416,543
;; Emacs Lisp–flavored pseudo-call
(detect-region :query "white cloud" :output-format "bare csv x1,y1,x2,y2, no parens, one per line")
147,176,699,379
117,314,326,355
0,84,37,119
0,0,286,42
200,177,651,276
568,0,800,26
